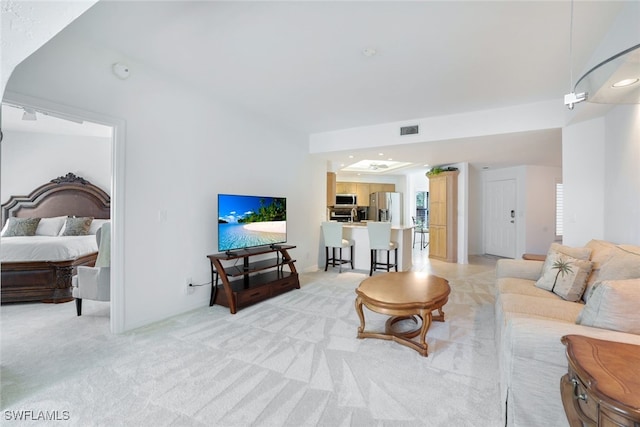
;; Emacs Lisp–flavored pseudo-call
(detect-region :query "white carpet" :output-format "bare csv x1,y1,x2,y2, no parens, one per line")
1,267,501,426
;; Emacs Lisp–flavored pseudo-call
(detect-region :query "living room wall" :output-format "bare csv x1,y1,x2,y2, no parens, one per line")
5,31,324,331
604,105,640,244
562,104,640,247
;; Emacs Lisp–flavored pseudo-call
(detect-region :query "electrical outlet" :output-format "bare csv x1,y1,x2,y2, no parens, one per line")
185,277,194,295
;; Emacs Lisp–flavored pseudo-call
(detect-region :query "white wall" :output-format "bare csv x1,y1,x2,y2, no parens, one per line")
6,32,323,331
562,105,640,247
1,131,111,202
562,118,606,246
604,105,640,244
310,100,565,153
524,166,562,254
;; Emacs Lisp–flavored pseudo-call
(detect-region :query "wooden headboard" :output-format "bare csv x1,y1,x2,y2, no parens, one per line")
1,173,110,224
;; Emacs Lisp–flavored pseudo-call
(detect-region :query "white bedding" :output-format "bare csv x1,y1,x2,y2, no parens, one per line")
0,236,98,262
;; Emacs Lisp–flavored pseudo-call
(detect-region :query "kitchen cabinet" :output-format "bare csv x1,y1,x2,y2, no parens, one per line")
356,183,370,206
330,181,395,208
369,183,395,194
427,171,458,262
327,172,336,207
336,182,357,194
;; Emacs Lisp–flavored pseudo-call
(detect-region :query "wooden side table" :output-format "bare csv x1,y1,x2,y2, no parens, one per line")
560,335,640,427
522,253,546,261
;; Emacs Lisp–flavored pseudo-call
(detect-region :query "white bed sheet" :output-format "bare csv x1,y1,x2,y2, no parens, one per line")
0,236,98,262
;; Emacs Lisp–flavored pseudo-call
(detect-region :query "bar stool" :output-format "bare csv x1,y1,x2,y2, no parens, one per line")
321,221,354,273
412,216,429,249
367,221,398,276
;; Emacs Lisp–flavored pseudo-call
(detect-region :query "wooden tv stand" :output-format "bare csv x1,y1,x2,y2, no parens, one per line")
207,245,299,314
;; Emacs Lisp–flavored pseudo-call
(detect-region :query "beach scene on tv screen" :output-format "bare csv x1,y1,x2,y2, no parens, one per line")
218,195,286,251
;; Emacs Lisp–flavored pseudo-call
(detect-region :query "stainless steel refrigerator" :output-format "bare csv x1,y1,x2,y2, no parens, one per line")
369,192,403,226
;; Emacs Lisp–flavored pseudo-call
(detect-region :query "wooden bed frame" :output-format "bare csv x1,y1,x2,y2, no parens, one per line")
1,173,110,304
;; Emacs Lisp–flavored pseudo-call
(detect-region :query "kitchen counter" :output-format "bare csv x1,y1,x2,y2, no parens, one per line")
320,222,413,272
342,222,414,230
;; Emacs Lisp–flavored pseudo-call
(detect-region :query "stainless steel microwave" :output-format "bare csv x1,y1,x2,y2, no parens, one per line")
335,194,357,206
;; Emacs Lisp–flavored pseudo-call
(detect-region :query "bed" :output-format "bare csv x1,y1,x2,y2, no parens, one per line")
1,173,110,303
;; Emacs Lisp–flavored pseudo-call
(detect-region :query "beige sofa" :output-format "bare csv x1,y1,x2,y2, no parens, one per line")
494,240,640,427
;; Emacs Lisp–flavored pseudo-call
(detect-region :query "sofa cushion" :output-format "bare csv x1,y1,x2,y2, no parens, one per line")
499,293,584,323
498,278,562,299
584,240,617,301
597,246,640,282
535,251,593,301
548,242,592,260
576,278,640,335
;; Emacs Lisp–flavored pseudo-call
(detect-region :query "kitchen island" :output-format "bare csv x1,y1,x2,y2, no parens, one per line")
321,222,413,272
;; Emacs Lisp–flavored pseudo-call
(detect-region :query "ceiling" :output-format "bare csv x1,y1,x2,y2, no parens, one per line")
3,1,627,175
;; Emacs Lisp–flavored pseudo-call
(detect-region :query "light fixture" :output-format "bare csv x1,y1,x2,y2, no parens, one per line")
572,44,640,106
564,0,586,110
612,78,639,88
564,0,640,108
21,107,37,121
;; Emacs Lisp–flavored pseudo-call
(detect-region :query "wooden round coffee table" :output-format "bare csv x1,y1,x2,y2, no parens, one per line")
355,271,450,357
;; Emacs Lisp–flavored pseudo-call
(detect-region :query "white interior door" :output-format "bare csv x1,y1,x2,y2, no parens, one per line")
485,179,516,258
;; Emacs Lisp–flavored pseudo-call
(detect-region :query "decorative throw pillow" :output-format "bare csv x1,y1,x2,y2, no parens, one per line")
35,216,67,236
59,217,93,236
535,251,593,301
576,279,640,334
1,217,41,237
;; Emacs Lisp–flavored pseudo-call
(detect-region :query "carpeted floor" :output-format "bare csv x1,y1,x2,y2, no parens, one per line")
1,257,501,426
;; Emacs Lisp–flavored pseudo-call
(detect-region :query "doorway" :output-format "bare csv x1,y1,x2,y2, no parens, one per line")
484,179,516,258
2,92,125,333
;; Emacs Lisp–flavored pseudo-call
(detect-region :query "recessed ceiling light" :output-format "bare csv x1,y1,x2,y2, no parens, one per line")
388,158,393,161
378,152,384,156
362,48,377,57
612,78,639,88
348,155,354,159
423,164,430,167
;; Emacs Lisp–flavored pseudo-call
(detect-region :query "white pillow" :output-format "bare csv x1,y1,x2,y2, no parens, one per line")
35,216,67,236
576,279,640,334
89,219,110,235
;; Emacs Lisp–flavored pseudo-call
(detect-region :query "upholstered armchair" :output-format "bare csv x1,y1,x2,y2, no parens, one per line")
72,223,110,316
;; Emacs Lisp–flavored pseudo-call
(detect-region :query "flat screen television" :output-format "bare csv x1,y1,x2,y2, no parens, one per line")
218,194,287,252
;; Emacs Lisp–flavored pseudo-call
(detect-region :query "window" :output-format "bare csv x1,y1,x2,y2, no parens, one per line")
416,191,429,226
556,183,563,237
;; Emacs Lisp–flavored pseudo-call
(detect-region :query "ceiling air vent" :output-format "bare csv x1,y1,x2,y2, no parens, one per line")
400,125,419,136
